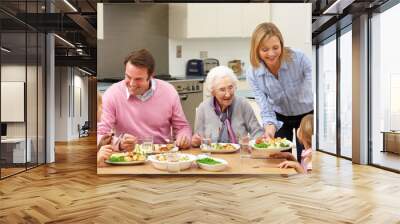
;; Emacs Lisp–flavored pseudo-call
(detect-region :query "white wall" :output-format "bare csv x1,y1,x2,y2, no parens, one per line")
168,3,312,80
1,65,32,138
270,4,312,60
55,67,89,141
169,38,250,77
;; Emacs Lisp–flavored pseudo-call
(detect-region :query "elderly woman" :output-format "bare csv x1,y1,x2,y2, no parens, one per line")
191,66,263,146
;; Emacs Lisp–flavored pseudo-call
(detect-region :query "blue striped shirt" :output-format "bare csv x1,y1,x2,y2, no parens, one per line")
246,49,313,130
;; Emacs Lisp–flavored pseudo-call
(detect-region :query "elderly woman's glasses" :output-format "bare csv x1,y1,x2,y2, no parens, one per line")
216,85,235,95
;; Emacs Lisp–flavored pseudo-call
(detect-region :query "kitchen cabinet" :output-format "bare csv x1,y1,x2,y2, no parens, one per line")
270,4,312,55
169,3,270,39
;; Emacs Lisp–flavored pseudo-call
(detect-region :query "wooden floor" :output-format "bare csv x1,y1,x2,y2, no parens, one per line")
1,136,400,223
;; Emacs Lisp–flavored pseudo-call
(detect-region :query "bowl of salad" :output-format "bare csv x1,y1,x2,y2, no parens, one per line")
249,137,292,158
147,153,196,171
196,155,228,172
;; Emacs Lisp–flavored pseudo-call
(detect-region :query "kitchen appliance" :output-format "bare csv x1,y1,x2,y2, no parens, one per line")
186,59,204,76
168,79,203,132
228,60,243,76
154,74,180,81
203,58,219,75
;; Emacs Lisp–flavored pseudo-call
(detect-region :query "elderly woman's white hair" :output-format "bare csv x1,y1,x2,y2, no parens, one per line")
205,65,238,94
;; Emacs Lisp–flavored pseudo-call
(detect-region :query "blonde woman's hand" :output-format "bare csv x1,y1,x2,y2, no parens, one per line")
264,124,276,140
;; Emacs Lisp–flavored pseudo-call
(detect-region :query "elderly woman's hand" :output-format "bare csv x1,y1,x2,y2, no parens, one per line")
191,134,202,147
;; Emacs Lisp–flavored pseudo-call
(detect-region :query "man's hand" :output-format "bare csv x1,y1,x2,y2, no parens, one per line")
119,134,137,152
97,145,113,167
98,133,113,150
264,124,276,140
176,135,190,149
191,134,202,147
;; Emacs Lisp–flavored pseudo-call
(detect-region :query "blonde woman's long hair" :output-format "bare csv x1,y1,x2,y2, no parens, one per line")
250,22,293,68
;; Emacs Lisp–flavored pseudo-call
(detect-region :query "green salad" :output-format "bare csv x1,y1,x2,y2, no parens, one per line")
109,154,125,162
254,138,290,149
196,157,221,165
254,143,270,148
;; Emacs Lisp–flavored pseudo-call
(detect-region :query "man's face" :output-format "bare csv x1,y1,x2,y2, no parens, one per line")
124,62,151,96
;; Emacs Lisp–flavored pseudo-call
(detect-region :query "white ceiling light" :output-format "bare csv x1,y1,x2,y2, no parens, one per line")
63,0,78,12
323,0,355,15
54,34,75,48
78,67,92,76
1,47,11,53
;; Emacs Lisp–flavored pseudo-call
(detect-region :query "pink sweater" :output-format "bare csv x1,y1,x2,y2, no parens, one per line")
97,79,191,144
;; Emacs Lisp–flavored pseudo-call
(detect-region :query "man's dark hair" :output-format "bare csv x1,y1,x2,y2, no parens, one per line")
124,49,155,76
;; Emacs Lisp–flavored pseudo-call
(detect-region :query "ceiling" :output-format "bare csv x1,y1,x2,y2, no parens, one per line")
0,0,391,76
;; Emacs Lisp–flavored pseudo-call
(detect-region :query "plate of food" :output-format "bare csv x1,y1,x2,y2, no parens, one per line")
249,137,292,158
201,143,240,153
105,152,147,165
147,153,197,171
196,155,228,172
137,143,179,154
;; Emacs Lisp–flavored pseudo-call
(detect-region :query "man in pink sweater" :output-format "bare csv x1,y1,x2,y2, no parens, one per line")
98,49,191,150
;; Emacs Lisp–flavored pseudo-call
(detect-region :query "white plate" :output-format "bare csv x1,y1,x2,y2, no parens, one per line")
147,153,197,171
196,155,228,172
249,139,292,158
105,160,146,165
201,143,240,153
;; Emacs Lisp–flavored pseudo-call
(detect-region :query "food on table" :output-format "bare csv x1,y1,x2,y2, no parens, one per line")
211,143,236,151
109,152,146,162
155,153,190,162
196,156,228,172
196,157,222,165
158,143,175,152
254,137,291,149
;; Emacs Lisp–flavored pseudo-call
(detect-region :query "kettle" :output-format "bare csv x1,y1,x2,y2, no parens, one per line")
203,58,219,75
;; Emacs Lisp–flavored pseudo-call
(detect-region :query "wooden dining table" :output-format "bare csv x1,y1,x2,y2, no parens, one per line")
97,148,297,175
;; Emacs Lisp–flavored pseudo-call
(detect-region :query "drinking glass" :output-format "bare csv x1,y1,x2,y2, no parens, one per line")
238,134,251,158
141,136,153,154
166,153,180,173
200,134,212,151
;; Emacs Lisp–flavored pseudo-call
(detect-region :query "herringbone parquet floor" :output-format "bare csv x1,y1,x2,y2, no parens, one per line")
1,135,400,224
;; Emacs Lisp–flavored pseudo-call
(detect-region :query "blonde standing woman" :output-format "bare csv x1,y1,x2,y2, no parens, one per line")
246,22,313,162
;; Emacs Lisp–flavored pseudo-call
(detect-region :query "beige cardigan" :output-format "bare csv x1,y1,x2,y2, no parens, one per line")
194,96,263,142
